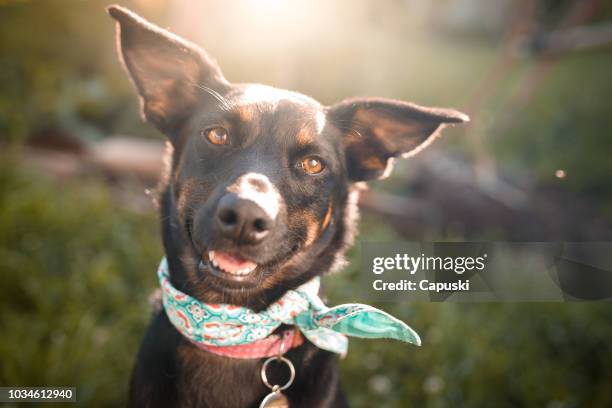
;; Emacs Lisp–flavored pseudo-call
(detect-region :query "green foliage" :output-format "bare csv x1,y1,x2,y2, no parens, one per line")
336,288,612,407
0,158,161,405
0,0,160,143
495,52,612,207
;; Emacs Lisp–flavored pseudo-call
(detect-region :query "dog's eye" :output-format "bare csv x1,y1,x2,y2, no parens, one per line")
203,127,229,145
298,157,325,175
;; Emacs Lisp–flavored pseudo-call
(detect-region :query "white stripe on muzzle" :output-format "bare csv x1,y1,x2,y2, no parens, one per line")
226,173,281,220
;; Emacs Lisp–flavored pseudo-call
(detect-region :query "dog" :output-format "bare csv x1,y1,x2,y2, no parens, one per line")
108,5,468,407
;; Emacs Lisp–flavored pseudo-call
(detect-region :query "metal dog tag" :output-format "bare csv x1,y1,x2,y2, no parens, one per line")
259,386,289,408
260,355,295,408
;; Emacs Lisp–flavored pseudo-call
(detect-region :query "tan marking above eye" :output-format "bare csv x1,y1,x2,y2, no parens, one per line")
298,157,325,174
203,127,229,145
297,127,313,146
238,106,255,122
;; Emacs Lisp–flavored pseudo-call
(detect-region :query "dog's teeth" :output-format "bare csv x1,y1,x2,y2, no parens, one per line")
207,250,257,275
231,267,251,276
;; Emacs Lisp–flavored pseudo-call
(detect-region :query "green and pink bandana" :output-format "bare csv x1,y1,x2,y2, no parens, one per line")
158,258,421,356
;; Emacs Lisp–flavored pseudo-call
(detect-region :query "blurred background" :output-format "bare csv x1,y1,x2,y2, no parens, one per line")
1,0,612,406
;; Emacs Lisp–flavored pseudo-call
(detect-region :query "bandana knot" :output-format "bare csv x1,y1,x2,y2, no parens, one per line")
158,258,420,356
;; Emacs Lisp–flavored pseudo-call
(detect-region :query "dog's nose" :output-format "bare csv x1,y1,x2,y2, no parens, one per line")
215,193,274,245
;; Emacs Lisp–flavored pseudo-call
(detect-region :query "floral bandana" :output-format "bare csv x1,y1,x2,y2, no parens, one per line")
158,258,421,356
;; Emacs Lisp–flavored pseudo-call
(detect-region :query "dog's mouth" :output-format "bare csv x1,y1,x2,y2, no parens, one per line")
196,243,300,291
206,250,258,279
198,248,264,288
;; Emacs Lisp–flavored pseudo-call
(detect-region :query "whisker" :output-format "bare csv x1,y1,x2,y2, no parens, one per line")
190,82,233,112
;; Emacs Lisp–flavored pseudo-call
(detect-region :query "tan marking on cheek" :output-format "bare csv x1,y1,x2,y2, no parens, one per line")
298,210,319,247
176,178,199,220
291,209,319,247
260,271,285,290
321,202,333,230
305,219,318,247
297,127,314,146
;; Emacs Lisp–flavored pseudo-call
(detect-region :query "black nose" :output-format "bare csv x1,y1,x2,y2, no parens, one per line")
215,193,274,245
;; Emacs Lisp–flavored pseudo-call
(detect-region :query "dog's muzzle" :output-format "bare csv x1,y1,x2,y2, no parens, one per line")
215,192,274,245
217,172,282,246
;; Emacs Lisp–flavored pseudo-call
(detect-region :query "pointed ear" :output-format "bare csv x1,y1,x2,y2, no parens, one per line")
107,5,229,135
328,97,469,181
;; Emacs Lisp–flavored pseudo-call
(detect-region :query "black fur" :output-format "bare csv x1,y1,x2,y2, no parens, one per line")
108,5,468,407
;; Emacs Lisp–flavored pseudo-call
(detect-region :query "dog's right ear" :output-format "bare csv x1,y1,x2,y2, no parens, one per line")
107,5,229,136
328,97,469,181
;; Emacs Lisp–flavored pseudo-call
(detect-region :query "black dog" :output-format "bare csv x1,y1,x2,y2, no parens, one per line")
108,5,468,407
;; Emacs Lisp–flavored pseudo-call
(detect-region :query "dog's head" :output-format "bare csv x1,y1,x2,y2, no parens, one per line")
108,6,468,307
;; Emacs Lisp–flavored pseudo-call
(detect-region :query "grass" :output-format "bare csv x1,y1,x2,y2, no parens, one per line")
0,157,160,405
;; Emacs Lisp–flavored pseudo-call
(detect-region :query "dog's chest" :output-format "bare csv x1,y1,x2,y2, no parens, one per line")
177,343,270,408
174,340,336,408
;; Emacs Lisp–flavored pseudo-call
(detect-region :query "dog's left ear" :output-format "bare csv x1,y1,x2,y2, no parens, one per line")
108,5,229,136
328,97,469,181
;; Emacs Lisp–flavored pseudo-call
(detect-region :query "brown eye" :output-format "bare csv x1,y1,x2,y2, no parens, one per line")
299,157,325,175
203,127,229,145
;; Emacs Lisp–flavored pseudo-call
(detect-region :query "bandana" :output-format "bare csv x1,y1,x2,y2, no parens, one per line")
158,258,420,356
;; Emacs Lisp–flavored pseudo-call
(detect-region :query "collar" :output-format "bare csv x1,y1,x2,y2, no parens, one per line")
195,329,304,359
158,257,420,358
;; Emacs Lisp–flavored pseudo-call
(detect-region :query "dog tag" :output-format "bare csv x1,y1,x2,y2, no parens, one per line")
260,355,295,408
259,387,289,408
